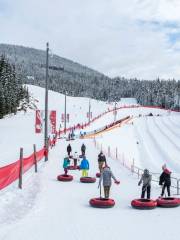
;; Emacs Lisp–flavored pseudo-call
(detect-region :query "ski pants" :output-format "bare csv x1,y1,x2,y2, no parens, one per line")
104,186,110,199
161,184,171,197
67,151,71,156
73,158,77,166
82,169,88,177
141,185,151,199
64,168,68,175
98,162,104,172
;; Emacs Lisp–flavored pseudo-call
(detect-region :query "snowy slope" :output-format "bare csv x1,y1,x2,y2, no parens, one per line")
1,85,180,240
0,85,136,166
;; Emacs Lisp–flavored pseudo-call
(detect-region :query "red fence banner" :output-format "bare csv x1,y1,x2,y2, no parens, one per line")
49,111,56,134
35,110,43,133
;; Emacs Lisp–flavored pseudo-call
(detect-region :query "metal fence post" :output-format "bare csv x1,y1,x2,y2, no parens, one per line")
108,146,110,157
177,179,180,195
34,144,37,173
131,158,135,174
19,148,23,189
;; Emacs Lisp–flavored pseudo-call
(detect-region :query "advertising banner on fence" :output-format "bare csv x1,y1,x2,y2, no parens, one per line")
61,113,69,123
35,110,43,133
35,110,56,134
49,111,56,134
87,112,92,119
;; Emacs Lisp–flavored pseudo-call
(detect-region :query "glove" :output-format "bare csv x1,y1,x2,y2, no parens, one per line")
115,180,120,185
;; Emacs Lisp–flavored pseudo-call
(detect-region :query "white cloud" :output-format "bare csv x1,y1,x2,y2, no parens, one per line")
1,0,180,79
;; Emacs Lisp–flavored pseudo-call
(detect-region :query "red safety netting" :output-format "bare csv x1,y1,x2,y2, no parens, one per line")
0,147,46,190
0,160,20,190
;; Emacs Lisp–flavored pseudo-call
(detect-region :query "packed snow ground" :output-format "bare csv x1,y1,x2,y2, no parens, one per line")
0,85,180,240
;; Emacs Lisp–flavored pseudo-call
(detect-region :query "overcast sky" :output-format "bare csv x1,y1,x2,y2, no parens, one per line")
1,0,180,79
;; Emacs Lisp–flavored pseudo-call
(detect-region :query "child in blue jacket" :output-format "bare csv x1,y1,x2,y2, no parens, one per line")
80,156,89,177
63,156,70,175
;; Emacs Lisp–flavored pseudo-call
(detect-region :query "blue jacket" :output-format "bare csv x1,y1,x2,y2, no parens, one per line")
63,157,70,168
80,158,89,170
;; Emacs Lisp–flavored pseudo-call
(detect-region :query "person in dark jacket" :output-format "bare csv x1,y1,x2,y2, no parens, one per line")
98,151,106,172
81,143,86,156
67,144,72,156
138,169,152,199
98,165,120,199
159,164,171,197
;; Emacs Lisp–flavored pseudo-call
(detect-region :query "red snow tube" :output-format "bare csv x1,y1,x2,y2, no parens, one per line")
57,174,73,182
96,173,101,178
67,165,79,170
157,197,180,208
80,177,96,183
131,199,157,210
89,198,115,208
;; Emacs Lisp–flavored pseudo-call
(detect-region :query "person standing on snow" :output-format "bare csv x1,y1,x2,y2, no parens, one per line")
98,151,106,172
159,164,171,197
67,144,72,156
80,156,89,177
63,156,70,175
81,143,86,156
138,169,152,199
98,165,120,199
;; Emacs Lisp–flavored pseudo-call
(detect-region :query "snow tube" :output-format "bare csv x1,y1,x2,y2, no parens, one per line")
57,174,73,182
67,165,79,170
89,198,115,208
96,173,101,178
131,199,157,210
157,197,180,208
80,177,96,183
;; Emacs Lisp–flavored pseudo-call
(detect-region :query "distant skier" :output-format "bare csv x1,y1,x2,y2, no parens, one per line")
98,165,120,199
67,144,72,156
98,151,106,172
80,156,89,177
63,156,70,175
159,164,171,197
81,143,86,156
138,169,152,199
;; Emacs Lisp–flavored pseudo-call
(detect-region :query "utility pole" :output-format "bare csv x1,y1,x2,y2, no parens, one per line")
64,91,67,134
114,102,117,122
44,42,49,161
88,99,91,123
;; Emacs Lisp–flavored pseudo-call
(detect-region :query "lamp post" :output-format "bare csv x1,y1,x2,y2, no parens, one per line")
44,42,49,161
114,102,117,122
88,99,91,124
64,91,67,134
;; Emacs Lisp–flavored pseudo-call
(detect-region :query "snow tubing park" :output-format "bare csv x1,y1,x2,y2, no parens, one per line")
57,174,73,182
156,198,180,208
80,177,96,183
89,198,115,208
131,199,157,210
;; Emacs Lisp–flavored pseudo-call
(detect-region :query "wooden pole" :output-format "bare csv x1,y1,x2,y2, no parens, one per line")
19,148,23,189
34,144,37,173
